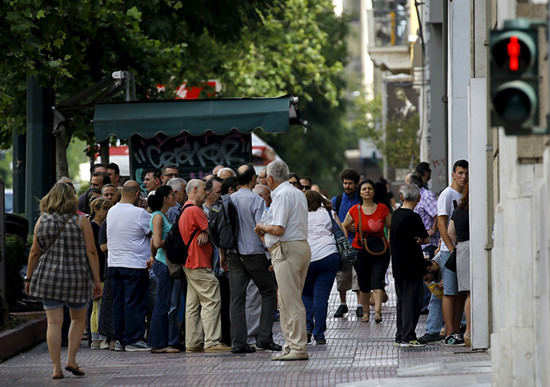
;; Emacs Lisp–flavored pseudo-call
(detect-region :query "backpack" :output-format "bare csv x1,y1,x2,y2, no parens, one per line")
165,204,199,265
208,195,239,251
335,194,343,215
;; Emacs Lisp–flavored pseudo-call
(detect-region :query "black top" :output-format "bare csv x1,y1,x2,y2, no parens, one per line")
91,220,106,281
389,207,429,281
451,207,469,242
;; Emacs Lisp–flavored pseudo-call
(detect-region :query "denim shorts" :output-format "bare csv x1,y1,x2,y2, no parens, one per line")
42,298,88,311
439,250,458,296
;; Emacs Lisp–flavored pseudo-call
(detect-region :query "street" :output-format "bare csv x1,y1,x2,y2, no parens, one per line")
0,280,490,386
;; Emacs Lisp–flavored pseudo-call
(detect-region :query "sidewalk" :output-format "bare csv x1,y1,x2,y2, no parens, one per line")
0,282,490,386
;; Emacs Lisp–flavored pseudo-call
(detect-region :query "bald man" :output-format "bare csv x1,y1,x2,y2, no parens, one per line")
106,180,153,352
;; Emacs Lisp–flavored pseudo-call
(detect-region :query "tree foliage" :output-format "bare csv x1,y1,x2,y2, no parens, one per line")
0,0,349,191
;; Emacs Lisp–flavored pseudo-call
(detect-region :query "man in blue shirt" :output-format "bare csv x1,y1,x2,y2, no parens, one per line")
331,169,363,318
222,164,281,354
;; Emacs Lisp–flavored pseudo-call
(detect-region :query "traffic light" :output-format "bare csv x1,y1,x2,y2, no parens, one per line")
489,19,547,135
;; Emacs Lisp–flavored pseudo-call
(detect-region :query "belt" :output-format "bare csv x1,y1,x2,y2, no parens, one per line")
268,241,282,254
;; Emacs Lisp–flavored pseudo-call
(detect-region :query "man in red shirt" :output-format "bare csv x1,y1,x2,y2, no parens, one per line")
178,179,230,352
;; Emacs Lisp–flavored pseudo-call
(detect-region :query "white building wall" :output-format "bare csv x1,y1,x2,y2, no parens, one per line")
447,1,470,170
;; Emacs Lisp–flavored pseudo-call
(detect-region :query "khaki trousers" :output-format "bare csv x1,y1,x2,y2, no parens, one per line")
271,240,311,354
183,267,223,349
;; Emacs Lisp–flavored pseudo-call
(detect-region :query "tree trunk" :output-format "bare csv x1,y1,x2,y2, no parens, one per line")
55,125,69,180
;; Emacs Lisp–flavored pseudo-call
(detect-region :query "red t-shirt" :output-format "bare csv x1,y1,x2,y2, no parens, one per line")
349,203,390,249
178,201,213,269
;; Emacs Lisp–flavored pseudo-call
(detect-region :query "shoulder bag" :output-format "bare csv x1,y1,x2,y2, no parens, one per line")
326,209,357,270
357,205,388,256
444,248,457,272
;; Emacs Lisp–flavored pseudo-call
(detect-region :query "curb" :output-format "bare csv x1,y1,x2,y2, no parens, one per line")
0,315,46,362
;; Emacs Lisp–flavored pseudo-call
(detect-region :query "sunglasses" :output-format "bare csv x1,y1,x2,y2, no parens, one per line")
302,185,311,190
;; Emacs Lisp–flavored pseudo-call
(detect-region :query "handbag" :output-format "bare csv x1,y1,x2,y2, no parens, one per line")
326,209,357,269
357,205,388,256
445,248,457,272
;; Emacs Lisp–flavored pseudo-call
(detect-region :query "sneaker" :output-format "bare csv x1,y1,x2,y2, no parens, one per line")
90,341,101,350
315,338,326,345
356,306,364,317
185,346,204,352
99,340,110,350
417,333,443,344
273,309,280,322
406,340,426,348
306,331,312,344
204,343,232,352
114,340,125,352
272,352,309,361
125,340,151,352
334,304,348,318
394,340,404,347
254,341,283,351
444,333,466,346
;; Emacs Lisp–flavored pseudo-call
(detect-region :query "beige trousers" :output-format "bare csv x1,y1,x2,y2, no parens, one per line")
271,240,311,354
183,267,222,349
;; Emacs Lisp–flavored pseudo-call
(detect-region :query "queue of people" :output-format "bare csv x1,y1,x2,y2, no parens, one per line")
25,158,471,380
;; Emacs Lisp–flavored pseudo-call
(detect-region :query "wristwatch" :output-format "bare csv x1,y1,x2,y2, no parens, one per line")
24,275,31,282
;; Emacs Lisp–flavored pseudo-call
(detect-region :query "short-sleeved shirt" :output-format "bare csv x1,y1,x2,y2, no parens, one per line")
264,181,308,249
179,201,213,269
437,187,462,251
349,203,390,249
390,208,429,280
414,187,440,247
331,191,360,242
150,211,172,265
307,208,338,262
230,188,266,255
106,203,152,269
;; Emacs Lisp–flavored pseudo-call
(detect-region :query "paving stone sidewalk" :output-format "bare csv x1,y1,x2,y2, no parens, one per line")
0,283,490,386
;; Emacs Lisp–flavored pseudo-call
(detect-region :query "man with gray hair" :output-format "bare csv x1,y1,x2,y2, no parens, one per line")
390,183,430,348
166,178,187,224
254,160,311,361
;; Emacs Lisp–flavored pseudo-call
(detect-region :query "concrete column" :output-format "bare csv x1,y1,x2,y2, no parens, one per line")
447,0,470,171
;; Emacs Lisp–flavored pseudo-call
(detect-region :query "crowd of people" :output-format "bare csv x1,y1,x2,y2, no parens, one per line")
25,157,471,379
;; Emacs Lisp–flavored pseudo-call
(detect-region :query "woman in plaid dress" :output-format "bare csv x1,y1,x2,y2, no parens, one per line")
25,182,102,379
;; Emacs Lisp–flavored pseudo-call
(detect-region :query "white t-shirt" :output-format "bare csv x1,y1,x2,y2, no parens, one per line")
437,186,462,251
307,208,338,262
264,181,308,249
107,203,152,269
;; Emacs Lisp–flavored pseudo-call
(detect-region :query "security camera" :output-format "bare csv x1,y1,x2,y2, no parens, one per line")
112,71,126,80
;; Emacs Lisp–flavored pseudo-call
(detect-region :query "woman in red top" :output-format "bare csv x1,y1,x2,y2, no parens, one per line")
342,179,392,323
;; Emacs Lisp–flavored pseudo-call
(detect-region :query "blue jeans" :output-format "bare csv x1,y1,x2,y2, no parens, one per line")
148,261,174,349
425,293,443,335
168,278,186,347
110,267,149,345
301,253,340,340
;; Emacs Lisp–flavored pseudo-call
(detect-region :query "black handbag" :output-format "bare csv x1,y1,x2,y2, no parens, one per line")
357,206,388,256
445,248,457,272
327,209,357,269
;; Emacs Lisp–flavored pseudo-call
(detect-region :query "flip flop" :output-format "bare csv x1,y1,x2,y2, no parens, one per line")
52,374,64,380
65,365,85,376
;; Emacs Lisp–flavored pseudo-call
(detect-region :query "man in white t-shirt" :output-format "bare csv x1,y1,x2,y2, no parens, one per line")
254,160,311,361
107,180,152,352
437,160,468,346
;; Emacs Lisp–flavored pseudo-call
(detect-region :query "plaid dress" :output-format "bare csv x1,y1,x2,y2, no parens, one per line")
29,213,92,303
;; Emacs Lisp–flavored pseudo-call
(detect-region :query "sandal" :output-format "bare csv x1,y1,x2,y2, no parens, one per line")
361,314,370,323
374,312,382,323
464,333,471,347
109,339,116,351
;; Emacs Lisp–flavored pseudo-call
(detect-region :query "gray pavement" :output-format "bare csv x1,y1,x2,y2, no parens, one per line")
0,282,490,386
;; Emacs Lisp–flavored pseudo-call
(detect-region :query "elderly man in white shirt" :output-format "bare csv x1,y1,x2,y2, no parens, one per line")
254,160,311,361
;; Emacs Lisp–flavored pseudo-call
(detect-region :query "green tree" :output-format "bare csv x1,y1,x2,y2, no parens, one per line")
1,0,349,192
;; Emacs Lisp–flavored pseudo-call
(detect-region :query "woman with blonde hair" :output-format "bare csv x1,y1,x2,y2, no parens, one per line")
25,182,102,379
